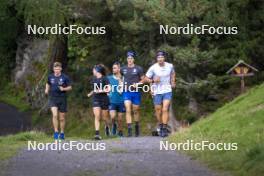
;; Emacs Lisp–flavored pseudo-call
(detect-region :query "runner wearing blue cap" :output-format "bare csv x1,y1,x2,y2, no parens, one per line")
121,51,144,137
145,51,176,137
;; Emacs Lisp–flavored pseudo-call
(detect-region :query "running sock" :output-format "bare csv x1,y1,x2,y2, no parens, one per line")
105,126,110,136
112,122,117,135
159,123,163,136
127,123,132,137
127,123,132,128
95,130,100,135
162,124,168,137
135,122,140,137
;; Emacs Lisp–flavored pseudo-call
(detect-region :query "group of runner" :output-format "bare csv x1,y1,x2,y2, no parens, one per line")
45,51,176,140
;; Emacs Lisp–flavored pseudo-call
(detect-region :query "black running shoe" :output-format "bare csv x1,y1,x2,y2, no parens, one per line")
161,128,168,138
135,124,140,137
94,134,102,140
105,126,110,136
118,130,123,137
112,123,117,135
128,127,132,137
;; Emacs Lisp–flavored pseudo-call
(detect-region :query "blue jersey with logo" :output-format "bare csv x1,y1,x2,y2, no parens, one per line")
47,73,71,97
107,75,124,104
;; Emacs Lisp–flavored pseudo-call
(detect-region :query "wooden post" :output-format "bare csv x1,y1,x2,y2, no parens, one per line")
241,76,245,93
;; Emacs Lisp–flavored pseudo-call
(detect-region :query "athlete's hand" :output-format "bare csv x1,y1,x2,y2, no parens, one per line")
59,86,64,91
153,76,160,83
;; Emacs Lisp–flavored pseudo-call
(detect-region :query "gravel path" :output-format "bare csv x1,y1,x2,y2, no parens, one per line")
3,137,219,176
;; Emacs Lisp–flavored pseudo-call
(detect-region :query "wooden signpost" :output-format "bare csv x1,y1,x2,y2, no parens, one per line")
227,60,258,93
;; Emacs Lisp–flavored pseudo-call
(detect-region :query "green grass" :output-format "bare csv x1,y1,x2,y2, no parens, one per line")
0,131,50,160
168,83,264,176
0,83,31,111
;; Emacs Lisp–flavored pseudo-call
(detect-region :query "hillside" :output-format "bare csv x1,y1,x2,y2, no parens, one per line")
169,83,264,176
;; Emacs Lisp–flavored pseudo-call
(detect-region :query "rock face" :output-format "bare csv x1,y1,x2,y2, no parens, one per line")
14,35,50,109
14,35,49,85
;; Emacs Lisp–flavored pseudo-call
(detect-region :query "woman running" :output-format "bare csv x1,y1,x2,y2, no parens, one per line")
88,64,111,140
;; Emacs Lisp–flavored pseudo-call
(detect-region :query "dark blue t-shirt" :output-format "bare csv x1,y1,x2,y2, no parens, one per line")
47,73,71,97
120,65,144,86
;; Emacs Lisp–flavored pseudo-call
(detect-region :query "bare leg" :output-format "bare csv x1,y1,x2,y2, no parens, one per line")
59,112,65,133
154,105,162,124
102,109,110,127
124,101,132,124
51,107,59,132
162,100,171,125
110,110,116,124
133,104,140,136
132,105,140,122
93,107,101,131
117,112,123,131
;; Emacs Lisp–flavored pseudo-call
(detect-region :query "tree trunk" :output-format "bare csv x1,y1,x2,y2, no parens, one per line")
49,35,68,71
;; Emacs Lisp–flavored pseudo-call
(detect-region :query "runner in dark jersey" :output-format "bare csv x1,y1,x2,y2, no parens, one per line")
120,51,144,137
88,64,111,140
45,62,72,140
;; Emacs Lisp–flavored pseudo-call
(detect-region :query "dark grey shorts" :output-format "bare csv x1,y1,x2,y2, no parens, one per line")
48,97,67,112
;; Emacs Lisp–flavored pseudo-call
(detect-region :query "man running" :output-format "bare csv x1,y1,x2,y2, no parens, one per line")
107,62,125,137
145,51,176,137
121,51,144,137
45,62,72,140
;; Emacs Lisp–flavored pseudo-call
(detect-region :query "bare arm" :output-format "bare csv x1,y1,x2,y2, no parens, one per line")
171,71,176,88
45,83,50,95
139,75,145,84
87,90,94,97
59,85,72,92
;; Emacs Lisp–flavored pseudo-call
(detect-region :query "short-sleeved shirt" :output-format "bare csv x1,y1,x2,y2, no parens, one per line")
47,73,71,97
145,62,175,95
90,76,110,100
120,65,144,90
107,75,124,104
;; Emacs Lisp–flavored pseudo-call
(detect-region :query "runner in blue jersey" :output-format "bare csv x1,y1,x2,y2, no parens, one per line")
107,62,125,137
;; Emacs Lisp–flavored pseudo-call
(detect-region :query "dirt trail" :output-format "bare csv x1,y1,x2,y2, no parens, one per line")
3,137,220,176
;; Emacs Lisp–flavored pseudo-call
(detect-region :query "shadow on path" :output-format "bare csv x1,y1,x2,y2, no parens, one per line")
0,103,31,136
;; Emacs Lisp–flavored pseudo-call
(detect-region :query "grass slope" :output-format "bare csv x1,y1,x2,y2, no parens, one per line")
169,83,264,176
